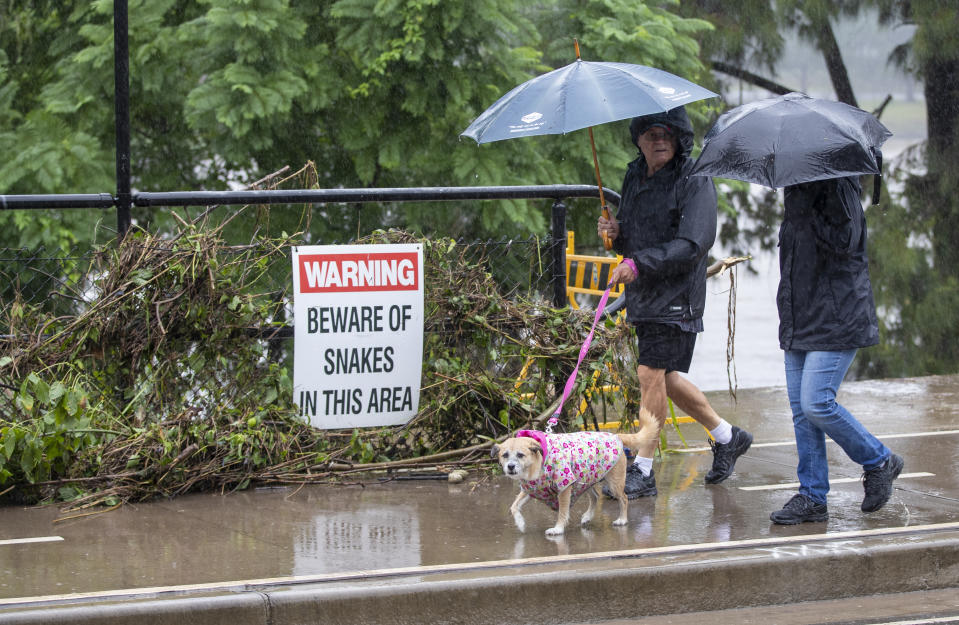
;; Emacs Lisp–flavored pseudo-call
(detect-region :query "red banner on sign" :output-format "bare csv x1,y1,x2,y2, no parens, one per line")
297,252,420,293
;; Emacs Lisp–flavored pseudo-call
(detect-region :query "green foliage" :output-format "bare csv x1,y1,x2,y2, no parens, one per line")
0,370,98,487
862,147,959,378
5,0,958,460
680,0,783,73
850,1,959,377
0,0,718,249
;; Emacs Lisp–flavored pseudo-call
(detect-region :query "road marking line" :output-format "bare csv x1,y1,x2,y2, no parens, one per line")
739,472,936,491
862,618,959,625
674,429,959,453
0,536,64,546
4,521,959,607
876,429,959,440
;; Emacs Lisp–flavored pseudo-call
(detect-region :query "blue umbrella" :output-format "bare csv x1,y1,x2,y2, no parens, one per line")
461,42,717,248
461,59,718,143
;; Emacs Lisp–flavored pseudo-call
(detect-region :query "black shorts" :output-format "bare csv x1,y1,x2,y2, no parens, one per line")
634,323,697,373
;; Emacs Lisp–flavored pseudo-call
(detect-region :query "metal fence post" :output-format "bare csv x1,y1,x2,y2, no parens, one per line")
550,199,570,418
114,0,132,238
550,199,567,309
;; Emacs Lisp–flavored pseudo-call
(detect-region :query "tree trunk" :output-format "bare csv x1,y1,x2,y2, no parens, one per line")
925,58,959,161
812,17,858,107
925,55,959,275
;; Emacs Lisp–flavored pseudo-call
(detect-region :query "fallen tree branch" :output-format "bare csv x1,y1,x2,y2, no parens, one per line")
708,256,751,278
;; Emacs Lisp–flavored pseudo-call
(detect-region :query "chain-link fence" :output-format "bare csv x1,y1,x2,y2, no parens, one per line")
0,247,99,323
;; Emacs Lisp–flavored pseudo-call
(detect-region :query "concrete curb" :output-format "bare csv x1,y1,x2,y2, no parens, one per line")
3,526,959,625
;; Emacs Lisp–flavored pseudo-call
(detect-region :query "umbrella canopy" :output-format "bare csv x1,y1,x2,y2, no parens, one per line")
461,53,717,249
460,59,718,144
689,92,892,189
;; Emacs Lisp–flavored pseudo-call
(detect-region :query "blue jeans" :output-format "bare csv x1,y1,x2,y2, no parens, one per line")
784,349,890,504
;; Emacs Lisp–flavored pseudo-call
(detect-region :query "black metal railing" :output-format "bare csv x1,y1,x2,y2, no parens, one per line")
0,185,621,315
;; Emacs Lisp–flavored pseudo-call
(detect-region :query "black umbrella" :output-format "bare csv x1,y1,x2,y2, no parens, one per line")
690,92,892,199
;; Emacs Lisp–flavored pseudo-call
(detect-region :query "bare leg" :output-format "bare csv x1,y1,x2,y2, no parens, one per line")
635,364,668,458
665,371,721,430
668,371,753,485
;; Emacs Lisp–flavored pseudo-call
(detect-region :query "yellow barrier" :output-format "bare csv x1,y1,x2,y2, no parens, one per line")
565,231,624,309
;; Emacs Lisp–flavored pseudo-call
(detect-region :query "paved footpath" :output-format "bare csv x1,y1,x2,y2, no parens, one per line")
1,374,959,624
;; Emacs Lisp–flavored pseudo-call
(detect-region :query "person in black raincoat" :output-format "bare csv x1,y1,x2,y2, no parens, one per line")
597,106,753,499
769,176,903,524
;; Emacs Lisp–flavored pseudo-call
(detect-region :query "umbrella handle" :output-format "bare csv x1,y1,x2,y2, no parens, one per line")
601,206,613,250
872,148,883,205
587,126,614,250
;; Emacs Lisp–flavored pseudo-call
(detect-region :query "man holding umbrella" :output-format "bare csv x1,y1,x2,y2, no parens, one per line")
461,50,748,497
597,106,754,498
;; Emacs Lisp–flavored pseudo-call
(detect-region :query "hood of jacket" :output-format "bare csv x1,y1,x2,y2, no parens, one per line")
628,106,695,161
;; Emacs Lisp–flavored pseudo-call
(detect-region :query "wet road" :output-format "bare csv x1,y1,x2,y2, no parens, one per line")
1,374,959,623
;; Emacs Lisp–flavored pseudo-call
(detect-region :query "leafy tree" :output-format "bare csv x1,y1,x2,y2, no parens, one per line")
8,0,956,381
0,2,110,250
0,0,715,248
683,0,959,378
862,0,959,376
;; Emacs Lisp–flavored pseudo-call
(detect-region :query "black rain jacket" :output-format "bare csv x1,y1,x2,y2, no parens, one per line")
777,176,879,351
612,107,717,325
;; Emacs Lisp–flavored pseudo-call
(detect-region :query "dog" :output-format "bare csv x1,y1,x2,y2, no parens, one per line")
491,408,658,535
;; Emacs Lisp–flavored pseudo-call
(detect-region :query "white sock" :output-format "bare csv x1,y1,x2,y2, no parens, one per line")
710,420,733,445
632,456,654,476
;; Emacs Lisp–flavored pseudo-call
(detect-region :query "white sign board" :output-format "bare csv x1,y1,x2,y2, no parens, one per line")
292,244,424,429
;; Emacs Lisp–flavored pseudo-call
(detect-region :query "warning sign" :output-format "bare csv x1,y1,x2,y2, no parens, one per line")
292,244,424,429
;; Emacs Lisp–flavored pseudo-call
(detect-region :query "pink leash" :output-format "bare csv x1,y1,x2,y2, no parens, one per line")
546,282,614,434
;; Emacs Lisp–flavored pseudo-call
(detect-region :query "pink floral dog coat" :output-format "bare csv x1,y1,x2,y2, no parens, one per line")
514,429,623,510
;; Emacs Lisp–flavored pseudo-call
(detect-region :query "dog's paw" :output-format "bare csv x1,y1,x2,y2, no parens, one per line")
580,512,594,526
612,516,628,527
545,525,566,536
